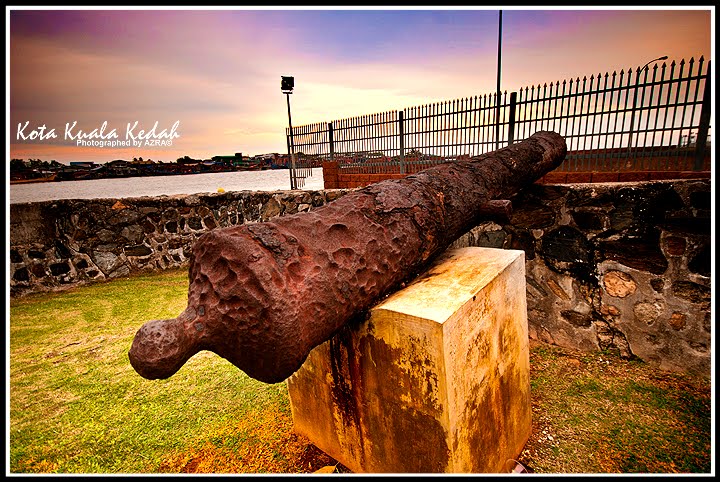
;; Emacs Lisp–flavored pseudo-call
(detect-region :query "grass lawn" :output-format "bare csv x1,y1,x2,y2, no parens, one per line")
7,268,713,474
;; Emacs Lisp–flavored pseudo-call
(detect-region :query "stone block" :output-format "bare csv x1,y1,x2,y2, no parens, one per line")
287,247,531,473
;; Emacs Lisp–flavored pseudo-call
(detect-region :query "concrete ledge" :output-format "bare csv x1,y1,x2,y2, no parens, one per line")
287,247,531,473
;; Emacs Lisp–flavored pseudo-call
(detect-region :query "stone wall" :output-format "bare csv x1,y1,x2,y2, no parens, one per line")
9,179,711,376
9,189,349,297
451,179,711,376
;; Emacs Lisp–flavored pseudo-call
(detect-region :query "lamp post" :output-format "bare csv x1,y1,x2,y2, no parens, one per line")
282,75,297,189
627,56,668,157
495,10,502,151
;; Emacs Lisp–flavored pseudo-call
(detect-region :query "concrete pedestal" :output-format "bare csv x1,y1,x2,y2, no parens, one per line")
286,247,531,473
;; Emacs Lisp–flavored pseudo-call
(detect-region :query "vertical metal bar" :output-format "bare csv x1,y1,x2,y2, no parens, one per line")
328,122,335,161
496,10,502,151
525,85,537,138
464,97,469,156
440,100,450,159
442,101,447,159
579,76,589,170
381,112,386,168
399,110,406,174
667,61,682,168
486,95,492,154
659,62,673,170
634,68,650,168
649,63,666,170
495,91,501,148
426,103,431,161
684,58,702,169
678,59,692,169
449,99,455,159
626,66,641,165
534,87,541,139
569,77,581,171
507,91,517,145
694,58,711,171
519,87,528,144
618,69,632,169
455,98,461,159
558,81,567,151
589,74,601,170
599,73,611,171
457,98,463,157
550,80,562,140
488,94,494,152
429,102,434,159
369,114,374,165
434,102,440,159
479,95,485,155
500,91,506,148
540,83,548,132
641,66,658,169
471,96,478,156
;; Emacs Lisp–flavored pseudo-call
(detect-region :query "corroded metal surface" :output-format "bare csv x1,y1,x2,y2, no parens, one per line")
128,131,567,383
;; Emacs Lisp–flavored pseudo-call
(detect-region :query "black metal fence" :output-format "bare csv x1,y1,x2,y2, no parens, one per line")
287,57,711,187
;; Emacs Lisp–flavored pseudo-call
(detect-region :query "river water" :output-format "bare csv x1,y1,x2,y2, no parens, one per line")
8,168,325,204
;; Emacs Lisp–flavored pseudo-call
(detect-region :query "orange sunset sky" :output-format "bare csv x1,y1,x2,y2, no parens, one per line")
6,6,714,165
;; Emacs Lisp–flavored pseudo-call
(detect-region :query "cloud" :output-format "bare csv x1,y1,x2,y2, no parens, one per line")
8,8,712,163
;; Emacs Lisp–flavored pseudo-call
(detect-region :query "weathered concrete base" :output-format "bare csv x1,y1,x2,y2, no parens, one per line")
286,247,531,473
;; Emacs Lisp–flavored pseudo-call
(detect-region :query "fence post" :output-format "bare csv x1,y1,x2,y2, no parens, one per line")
328,122,335,161
507,92,517,145
694,64,711,171
285,129,291,172
399,111,406,174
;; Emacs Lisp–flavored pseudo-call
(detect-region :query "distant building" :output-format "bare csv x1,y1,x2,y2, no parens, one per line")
69,161,99,169
177,156,201,165
212,152,246,168
106,159,131,168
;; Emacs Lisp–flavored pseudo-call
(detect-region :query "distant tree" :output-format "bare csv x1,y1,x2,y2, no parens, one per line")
10,159,26,171
133,157,138,162
27,159,47,169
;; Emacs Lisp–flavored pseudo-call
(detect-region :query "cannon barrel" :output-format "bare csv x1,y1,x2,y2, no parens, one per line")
128,131,567,383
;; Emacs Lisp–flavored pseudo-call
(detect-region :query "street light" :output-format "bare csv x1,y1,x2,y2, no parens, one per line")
282,75,297,189
495,10,502,150
627,55,668,156
640,55,668,73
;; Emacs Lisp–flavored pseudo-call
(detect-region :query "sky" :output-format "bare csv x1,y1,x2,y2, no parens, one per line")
6,6,714,164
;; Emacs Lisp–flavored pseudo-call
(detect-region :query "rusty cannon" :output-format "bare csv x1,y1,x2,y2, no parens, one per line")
128,131,567,384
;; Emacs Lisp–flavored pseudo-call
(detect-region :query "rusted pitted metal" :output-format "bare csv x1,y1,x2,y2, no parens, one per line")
128,131,567,383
